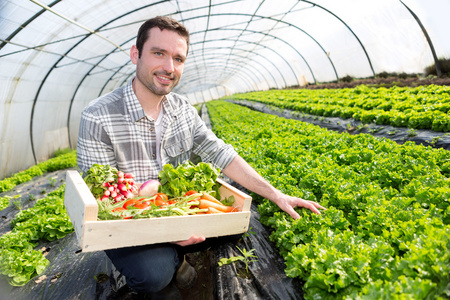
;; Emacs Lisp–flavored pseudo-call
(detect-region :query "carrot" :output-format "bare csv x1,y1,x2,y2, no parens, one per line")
200,193,223,205
206,207,224,214
199,199,237,213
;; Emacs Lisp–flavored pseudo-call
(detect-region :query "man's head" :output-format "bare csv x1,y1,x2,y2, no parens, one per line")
136,16,190,58
131,16,189,98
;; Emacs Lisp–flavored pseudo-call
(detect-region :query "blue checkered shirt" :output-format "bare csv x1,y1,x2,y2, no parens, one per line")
77,79,237,183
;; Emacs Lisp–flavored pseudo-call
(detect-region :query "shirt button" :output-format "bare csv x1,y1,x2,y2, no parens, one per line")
150,127,154,132
180,148,184,153
152,154,156,158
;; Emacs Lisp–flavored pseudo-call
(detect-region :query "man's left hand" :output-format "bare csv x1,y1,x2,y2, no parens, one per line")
274,193,326,219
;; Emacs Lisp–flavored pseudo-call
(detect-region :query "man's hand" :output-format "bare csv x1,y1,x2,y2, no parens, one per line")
273,192,326,219
172,235,205,247
223,155,326,220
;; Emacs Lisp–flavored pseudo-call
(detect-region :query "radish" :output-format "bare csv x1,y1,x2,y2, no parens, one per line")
138,180,161,197
118,183,127,192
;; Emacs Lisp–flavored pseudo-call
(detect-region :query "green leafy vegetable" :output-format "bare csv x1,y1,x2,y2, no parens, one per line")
158,161,221,198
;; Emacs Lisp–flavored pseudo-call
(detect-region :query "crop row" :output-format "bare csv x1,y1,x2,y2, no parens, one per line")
0,149,77,286
0,149,77,194
223,84,450,132
0,186,74,286
206,100,450,299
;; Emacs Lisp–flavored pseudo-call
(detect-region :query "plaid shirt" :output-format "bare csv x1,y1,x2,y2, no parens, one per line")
77,79,237,183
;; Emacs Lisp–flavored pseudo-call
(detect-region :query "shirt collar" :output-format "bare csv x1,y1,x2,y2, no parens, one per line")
124,77,177,123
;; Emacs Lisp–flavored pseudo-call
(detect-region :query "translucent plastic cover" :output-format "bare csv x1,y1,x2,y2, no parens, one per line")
1,0,449,178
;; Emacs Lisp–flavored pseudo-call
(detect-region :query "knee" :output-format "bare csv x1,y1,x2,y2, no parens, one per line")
124,247,180,293
128,270,173,293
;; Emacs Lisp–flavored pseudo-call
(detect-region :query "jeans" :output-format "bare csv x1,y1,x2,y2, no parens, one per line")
105,234,242,293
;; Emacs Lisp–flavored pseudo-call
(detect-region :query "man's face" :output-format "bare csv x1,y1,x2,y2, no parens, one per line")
131,27,188,96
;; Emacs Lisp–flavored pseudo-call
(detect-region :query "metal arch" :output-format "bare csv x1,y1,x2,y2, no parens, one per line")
189,37,294,87
221,0,289,83
300,0,375,77
29,0,171,163
98,60,134,96
187,70,255,93
190,27,317,85
0,0,61,50
182,12,335,83
66,36,136,149
179,46,284,90
180,60,271,94
180,56,267,91
399,0,441,76
177,60,269,94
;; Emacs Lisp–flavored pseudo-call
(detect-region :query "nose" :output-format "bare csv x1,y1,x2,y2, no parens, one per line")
162,56,175,73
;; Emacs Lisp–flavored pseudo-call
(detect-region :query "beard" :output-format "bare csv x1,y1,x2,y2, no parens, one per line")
136,67,180,96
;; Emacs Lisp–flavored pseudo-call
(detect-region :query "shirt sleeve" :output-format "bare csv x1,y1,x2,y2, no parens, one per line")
76,108,117,174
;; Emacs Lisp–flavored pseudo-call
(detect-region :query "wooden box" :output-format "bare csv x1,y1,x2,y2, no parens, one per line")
63,170,252,252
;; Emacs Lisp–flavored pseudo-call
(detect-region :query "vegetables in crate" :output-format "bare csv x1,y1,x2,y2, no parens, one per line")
83,162,236,220
138,179,161,197
83,164,137,203
96,190,237,220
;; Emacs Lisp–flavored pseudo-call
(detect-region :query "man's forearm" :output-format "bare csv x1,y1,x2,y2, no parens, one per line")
222,155,282,204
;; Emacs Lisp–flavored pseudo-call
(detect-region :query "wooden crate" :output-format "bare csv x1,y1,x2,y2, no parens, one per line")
64,170,252,252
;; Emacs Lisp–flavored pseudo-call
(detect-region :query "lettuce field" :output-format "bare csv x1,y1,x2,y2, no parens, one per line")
207,95,450,299
224,85,450,132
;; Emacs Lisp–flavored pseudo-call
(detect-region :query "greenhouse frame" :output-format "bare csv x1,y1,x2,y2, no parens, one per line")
1,1,450,299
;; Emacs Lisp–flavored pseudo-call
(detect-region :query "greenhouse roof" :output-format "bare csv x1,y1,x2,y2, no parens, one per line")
1,0,450,178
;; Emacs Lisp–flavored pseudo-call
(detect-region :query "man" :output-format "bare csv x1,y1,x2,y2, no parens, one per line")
77,16,325,297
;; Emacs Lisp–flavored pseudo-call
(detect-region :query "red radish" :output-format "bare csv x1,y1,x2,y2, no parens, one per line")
121,190,134,198
124,173,134,178
138,180,161,197
118,183,127,192
117,171,124,178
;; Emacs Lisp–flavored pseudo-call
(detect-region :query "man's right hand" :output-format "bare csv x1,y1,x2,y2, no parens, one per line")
172,235,205,246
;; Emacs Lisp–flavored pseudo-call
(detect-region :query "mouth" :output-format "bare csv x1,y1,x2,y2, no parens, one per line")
155,73,173,85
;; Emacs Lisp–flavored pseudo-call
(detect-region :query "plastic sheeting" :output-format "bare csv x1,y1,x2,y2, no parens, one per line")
1,0,450,178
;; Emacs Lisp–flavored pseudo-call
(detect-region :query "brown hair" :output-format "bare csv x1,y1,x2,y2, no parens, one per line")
136,16,190,58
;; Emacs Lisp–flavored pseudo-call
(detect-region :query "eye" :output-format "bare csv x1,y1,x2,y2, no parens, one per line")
175,57,184,63
154,52,163,57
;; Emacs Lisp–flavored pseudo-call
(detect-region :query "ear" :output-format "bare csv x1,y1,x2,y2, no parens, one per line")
130,45,139,64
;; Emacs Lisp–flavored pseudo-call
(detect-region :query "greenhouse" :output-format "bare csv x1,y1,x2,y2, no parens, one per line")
1,0,450,299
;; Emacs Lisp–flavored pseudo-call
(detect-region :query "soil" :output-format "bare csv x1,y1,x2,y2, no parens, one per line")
181,251,215,300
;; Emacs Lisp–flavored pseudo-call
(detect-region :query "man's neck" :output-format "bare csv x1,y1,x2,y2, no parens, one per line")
132,78,164,120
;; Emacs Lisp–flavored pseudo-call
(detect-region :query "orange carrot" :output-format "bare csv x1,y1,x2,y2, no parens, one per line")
200,193,223,205
199,199,237,213
206,207,224,214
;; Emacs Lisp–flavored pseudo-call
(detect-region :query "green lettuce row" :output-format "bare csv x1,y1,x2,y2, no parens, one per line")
206,100,450,299
0,149,77,193
223,84,450,132
0,186,74,286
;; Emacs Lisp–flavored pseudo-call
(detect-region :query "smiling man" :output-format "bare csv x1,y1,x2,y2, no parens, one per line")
77,16,324,298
